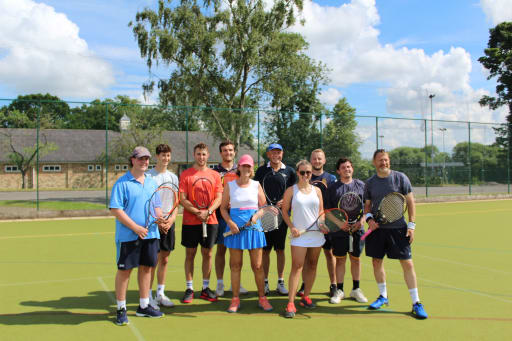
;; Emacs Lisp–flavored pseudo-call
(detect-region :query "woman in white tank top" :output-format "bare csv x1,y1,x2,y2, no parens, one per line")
281,160,325,318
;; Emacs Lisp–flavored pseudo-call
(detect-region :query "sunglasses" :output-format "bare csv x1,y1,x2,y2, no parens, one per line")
299,170,312,176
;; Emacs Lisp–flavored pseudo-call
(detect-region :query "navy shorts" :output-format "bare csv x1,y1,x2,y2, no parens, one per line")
365,227,412,260
116,238,159,270
215,219,227,245
159,224,175,252
330,229,364,258
181,224,219,249
263,222,288,251
322,234,333,250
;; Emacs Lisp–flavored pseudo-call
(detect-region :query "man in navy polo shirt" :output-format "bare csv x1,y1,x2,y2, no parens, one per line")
109,146,165,325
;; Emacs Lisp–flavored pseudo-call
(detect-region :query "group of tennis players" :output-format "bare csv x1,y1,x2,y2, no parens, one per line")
109,140,428,326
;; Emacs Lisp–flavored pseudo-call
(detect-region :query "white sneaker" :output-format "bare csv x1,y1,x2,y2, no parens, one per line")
276,281,288,295
329,289,344,304
227,284,249,295
264,282,270,296
149,296,160,311
216,282,225,297
156,293,175,307
350,288,368,303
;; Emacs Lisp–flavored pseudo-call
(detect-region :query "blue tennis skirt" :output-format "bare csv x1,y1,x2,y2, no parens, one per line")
223,208,267,250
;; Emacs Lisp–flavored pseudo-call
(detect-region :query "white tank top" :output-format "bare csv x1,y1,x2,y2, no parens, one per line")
291,184,325,247
228,179,259,209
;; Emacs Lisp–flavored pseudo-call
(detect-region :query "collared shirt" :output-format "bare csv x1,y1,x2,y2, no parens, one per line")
254,161,297,204
109,171,160,242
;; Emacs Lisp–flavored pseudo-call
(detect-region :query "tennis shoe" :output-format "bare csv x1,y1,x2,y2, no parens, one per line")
156,293,174,307
135,305,164,318
368,295,389,310
297,283,305,297
258,296,273,312
276,281,288,296
328,284,337,298
149,296,160,311
284,302,296,318
412,302,428,319
350,288,368,303
115,308,129,326
216,282,225,297
182,289,194,303
299,296,316,309
329,289,344,304
264,282,270,296
227,284,249,295
200,287,218,302
227,297,240,313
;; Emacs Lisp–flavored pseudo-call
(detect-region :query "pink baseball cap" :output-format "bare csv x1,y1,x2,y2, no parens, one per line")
238,154,254,167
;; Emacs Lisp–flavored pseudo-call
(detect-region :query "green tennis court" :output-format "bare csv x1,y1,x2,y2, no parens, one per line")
1,200,511,340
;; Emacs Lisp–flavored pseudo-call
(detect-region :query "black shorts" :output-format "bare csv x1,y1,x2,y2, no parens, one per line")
116,238,159,270
181,224,219,249
263,222,288,251
159,224,175,252
322,234,333,250
365,227,412,260
330,229,364,258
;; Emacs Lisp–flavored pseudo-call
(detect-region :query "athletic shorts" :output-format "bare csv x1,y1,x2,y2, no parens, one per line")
330,229,364,258
116,238,159,270
263,222,288,251
159,224,175,252
365,227,412,260
215,219,227,245
322,234,333,250
181,224,219,249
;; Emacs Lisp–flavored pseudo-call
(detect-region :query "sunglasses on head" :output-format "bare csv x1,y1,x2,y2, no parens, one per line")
299,170,312,176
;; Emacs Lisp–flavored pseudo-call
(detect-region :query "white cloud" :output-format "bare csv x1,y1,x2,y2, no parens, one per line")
0,0,114,98
291,0,506,125
319,87,342,106
480,0,512,25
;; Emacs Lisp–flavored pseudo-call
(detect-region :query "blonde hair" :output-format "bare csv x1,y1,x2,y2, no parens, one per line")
310,149,325,157
296,159,312,171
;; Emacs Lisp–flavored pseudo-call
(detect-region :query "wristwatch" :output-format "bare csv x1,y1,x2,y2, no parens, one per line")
208,210,213,216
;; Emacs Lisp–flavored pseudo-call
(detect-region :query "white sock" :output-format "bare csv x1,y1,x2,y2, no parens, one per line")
409,288,420,304
117,300,126,310
157,284,165,297
264,278,268,283
217,279,224,285
186,280,193,290
140,297,149,309
377,282,387,298
148,289,153,299
202,279,209,290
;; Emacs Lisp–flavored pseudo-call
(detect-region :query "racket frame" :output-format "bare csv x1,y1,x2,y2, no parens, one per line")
338,191,363,253
361,192,407,241
191,177,215,239
223,205,282,237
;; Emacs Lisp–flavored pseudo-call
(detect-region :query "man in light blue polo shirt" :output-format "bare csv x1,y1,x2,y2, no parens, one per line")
109,146,165,325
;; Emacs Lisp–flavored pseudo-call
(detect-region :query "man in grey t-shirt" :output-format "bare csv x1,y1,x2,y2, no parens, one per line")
363,149,428,319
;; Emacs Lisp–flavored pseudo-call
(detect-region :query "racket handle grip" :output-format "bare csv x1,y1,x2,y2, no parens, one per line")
202,222,207,238
223,231,233,237
360,229,372,241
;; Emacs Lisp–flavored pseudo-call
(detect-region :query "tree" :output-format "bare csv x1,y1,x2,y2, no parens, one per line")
0,131,57,189
478,22,512,166
130,0,325,147
451,142,501,184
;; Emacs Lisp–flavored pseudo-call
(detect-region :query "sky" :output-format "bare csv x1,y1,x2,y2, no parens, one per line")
1,0,512,155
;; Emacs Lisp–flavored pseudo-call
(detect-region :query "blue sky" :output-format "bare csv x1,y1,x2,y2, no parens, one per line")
0,0,511,131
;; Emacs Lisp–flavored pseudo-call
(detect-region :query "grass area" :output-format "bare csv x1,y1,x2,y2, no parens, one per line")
1,201,511,340
0,200,106,210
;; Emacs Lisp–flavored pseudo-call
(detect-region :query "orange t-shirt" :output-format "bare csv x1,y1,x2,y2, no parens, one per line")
179,167,223,225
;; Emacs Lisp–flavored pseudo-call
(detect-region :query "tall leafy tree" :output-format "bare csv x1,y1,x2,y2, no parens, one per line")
479,22,512,165
129,0,326,147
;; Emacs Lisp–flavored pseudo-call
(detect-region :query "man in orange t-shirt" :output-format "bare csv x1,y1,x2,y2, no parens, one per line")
179,143,223,303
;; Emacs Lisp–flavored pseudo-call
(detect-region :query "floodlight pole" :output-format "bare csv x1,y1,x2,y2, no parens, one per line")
439,127,447,184
429,94,435,179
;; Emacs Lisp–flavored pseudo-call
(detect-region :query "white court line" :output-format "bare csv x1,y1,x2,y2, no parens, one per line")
415,254,512,276
0,275,114,287
0,216,115,223
98,276,145,341
386,268,512,304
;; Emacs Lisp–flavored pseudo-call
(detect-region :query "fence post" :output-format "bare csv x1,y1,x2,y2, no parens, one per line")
257,109,260,166
36,101,41,211
468,122,472,195
508,123,511,194
186,108,189,165
424,119,428,197
375,117,379,149
105,103,109,208
320,112,323,149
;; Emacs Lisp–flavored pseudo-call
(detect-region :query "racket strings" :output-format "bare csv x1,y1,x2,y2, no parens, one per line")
379,194,405,222
193,182,213,209
260,210,282,232
323,210,347,233
158,188,176,214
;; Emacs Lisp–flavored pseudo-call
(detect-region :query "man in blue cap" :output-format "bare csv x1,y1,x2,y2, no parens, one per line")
254,143,297,295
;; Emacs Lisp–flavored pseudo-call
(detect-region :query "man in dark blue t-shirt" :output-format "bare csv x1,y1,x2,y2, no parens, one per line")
363,149,427,319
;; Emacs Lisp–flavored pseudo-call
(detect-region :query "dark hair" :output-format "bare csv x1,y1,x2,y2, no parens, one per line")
336,157,353,170
194,142,208,153
373,149,388,160
219,140,235,152
128,157,133,168
156,144,171,155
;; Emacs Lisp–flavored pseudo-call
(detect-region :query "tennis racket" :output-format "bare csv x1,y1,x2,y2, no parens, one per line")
291,208,348,238
191,177,215,239
148,182,180,220
361,192,407,241
311,178,328,194
223,205,282,237
261,171,287,229
338,191,363,252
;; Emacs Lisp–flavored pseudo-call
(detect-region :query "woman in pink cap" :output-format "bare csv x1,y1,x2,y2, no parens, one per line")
220,154,273,313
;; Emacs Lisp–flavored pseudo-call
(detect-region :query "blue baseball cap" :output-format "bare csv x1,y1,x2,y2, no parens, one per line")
267,143,283,151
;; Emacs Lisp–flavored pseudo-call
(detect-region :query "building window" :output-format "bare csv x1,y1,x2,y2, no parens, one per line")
4,165,20,173
95,164,102,171
115,165,121,171
87,165,94,172
115,164,129,171
43,165,61,172
122,165,128,170
147,165,155,170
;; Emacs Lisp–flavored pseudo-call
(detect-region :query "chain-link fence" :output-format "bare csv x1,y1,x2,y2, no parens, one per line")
0,98,510,211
